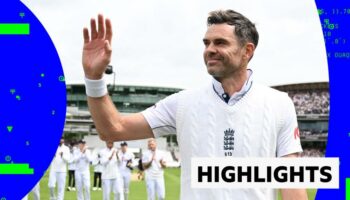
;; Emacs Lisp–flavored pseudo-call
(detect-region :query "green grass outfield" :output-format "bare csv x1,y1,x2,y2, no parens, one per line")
27,167,316,200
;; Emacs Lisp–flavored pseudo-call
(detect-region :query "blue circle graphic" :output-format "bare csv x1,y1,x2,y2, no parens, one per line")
0,1,66,199
314,1,350,200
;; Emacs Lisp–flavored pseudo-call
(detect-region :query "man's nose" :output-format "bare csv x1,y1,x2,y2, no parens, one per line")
205,43,217,54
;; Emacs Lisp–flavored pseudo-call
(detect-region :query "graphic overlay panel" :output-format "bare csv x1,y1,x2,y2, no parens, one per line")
0,1,66,199
315,1,350,200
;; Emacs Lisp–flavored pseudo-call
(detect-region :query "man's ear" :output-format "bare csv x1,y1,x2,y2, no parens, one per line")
244,42,255,61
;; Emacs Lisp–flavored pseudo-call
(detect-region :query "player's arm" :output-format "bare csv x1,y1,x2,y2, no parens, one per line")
280,153,308,200
62,149,71,163
116,150,122,163
142,161,152,170
82,14,153,141
73,151,82,162
85,149,93,162
108,150,116,161
99,152,109,165
277,95,307,199
142,154,153,169
160,159,166,168
68,153,74,164
88,96,153,141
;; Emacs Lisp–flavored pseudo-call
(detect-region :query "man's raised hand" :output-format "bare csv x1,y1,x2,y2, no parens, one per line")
82,14,113,80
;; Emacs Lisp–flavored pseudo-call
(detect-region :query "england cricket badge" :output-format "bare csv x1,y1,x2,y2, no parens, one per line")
224,128,235,156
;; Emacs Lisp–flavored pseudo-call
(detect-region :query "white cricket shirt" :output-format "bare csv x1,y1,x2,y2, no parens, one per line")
74,149,92,173
100,147,120,180
51,144,70,173
142,80,302,200
118,151,135,174
142,149,165,179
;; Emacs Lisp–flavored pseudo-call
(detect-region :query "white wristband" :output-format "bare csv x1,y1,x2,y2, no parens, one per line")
84,77,108,98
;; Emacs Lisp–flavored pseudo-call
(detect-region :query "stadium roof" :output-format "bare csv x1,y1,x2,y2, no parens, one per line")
272,82,329,92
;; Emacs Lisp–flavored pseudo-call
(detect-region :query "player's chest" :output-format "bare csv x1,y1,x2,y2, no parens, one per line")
178,112,278,157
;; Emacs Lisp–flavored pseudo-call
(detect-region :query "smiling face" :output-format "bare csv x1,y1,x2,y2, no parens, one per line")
203,24,253,80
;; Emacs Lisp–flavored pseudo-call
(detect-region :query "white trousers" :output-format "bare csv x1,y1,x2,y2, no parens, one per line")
22,183,40,200
48,171,66,200
75,170,91,200
102,178,124,200
146,177,165,200
120,171,132,193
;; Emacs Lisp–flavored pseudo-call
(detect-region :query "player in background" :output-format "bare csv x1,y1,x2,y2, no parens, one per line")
48,137,70,200
137,149,145,181
117,142,135,200
22,182,40,200
100,141,124,200
74,140,92,200
92,148,103,191
142,139,166,200
67,142,77,191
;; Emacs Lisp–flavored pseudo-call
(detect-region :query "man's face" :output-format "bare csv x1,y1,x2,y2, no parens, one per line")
121,145,127,153
203,24,248,79
148,140,157,151
106,141,114,149
79,143,85,151
60,138,64,146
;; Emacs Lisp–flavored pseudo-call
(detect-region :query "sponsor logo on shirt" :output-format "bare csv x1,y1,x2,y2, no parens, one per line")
294,127,300,139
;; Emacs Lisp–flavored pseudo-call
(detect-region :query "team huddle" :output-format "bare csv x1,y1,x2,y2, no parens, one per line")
24,138,166,200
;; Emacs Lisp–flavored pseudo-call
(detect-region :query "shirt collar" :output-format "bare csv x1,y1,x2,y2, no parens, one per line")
212,69,253,105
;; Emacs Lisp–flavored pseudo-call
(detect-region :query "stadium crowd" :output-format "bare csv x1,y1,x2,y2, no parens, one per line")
301,148,324,157
288,91,329,115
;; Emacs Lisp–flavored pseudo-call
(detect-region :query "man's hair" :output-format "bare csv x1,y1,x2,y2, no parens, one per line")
148,138,156,143
78,140,86,144
207,9,259,48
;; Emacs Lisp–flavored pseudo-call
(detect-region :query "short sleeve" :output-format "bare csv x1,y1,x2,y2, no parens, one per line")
141,92,180,137
276,95,303,157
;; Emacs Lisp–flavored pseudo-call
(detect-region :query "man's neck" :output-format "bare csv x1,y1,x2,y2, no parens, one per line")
216,68,248,97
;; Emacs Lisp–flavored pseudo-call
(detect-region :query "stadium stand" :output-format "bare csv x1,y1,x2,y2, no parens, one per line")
64,82,329,159
273,82,329,156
